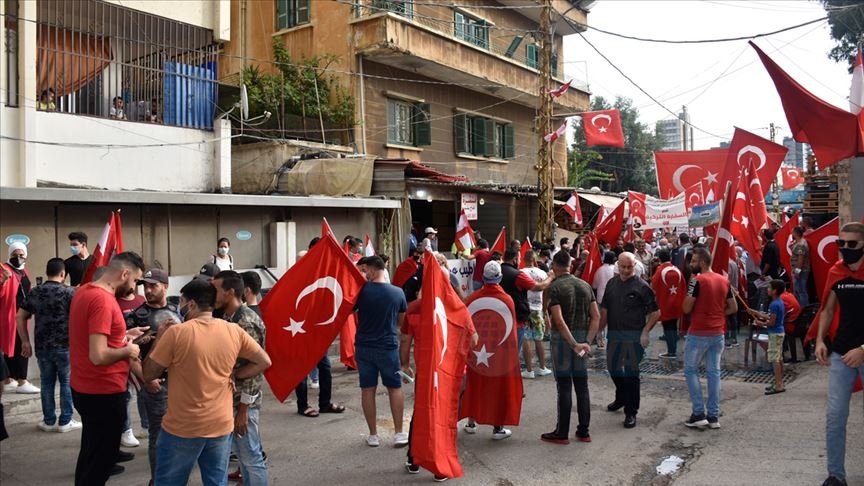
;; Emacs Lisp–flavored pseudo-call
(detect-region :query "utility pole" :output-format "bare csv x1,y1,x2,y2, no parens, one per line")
769,123,780,220
535,0,554,242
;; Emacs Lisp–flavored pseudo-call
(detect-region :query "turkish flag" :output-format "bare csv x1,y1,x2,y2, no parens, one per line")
730,160,768,263
580,235,602,286
627,191,646,228
655,149,728,199
805,217,839,301
652,262,685,320
721,127,787,196
781,167,805,190
774,212,799,290
411,251,475,479
583,109,625,148
340,314,357,370
518,238,532,269
750,41,862,167
81,210,124,284
460,284,523,426
491,226,507,255
393,257,419,288
684,181,705,213
595,206,607,226
322,217,336,240
643,228,655,244
260,235,366,402
594,199,625,247
454,210,476,253
564,192,583,225
711,181,737,275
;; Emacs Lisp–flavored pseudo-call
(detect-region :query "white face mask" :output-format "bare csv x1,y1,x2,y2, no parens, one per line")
217,247,229,256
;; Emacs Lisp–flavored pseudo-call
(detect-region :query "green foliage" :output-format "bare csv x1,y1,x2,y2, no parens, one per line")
820,1,864,72
569,96,664,196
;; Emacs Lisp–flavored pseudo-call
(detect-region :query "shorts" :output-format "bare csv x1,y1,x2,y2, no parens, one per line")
356,346,401,389
517,326,527,352
527,310,546,341
767,333,785,363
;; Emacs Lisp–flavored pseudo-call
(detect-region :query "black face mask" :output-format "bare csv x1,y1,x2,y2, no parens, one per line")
840,247,864,266
690,265,701,275
8,256,23,269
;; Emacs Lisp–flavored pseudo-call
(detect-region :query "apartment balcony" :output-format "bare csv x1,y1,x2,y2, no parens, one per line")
349,9,589,112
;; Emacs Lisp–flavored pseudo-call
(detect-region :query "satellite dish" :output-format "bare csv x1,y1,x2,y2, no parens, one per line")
239,84,249,121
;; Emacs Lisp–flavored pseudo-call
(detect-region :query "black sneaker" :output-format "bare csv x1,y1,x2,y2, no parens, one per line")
607,401,624,412
623,415,637,429
706,416,720,429
405,461,420,474
821,477,847,486
684,414,708,428
110,465,125,476
116,450,135,463
540,431,570,445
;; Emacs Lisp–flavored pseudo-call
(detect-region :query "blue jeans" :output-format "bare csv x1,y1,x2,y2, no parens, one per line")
155,429,232,486
794,271,809,307
123,383,149,432
826,352,864,480
684,335,724,418
36,348,73,426
231,408,268,486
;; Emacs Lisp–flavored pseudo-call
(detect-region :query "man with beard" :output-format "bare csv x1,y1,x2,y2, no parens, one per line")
69,252,146,485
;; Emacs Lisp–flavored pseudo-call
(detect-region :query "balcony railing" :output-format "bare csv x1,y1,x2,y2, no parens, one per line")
34,0,219,130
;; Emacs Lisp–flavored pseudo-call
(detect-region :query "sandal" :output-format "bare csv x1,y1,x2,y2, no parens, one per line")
764,386,786,395
299,407,320,417
320,403,346,414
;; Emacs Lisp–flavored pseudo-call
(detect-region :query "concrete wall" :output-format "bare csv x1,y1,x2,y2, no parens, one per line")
102,0,230,39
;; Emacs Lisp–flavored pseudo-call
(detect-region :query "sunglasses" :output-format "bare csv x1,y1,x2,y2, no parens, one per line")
836,239,863,249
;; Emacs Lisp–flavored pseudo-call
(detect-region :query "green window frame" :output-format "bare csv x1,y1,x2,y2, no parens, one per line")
454,113,514,159
276,0,310,30
526,44,538,69
454,11,489,49
387,98,430,147
373,0,413,18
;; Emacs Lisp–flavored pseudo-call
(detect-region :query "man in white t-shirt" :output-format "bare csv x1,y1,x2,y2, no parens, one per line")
521,250,552,377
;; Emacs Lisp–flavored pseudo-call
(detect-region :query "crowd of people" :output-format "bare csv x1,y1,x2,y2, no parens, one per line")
0,219,862,486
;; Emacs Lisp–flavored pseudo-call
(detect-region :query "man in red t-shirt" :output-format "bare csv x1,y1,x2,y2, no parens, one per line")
69,252,146,485
681,248,737,430
779,289,806,362
461,238,492,292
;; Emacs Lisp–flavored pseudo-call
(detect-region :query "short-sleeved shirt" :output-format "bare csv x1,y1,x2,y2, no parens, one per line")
471,250,492,283
766,298,785,334
117,294,145,317
547,274,595,342
791,240,810,272
21,281,75,351
64,255,92,287
687,272,732,337
832,276,864,355
69,284,129,394
522,266,548,311
354,282,407,350
148,317,263,438
779,292,801,333
600,276,659,337
125,302,180,360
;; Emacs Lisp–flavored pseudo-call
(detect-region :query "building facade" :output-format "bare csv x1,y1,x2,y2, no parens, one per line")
656,105,694,151
782,136,806,169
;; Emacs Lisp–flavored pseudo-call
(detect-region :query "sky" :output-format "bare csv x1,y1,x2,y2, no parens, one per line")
561,0,855,149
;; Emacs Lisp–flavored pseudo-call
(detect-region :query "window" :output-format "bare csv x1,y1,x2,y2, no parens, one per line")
276,0,310,30
526,44,538,69
5,0,19,107
454,113,514,159
373,0,413,18
454,11,489,49
387,98,431,147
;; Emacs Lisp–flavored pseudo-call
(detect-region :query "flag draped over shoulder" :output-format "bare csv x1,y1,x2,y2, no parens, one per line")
805,217,840,301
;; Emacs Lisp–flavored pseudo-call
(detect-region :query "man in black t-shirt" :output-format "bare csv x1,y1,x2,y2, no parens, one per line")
65,232,93,287
760,229,782,279
815,222,864,486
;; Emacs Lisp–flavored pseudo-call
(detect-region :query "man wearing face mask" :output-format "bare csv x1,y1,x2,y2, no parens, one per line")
65,232,93,287
1,242,40,394
69,252,147,485
814,222,864,486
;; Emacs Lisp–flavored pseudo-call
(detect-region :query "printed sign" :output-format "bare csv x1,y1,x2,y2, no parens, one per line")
236,230,253,241
4,234,30,246
688,202,721,228
640,195,689,230
447,258,475,295
461,193,478,221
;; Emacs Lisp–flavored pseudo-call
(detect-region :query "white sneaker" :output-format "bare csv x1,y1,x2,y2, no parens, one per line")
492,428,512,440
16,381,40,394
366,434,380,447
137,429,149,439
58,419,82,433
463,422,477,434
38,422,57,433
521,370,535,379
120,429,140,447
310,380,320,389
2,381,18,392
393,431,409,447
536,367,553,377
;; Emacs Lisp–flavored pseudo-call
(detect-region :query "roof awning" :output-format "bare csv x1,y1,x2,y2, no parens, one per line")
579,193,624,211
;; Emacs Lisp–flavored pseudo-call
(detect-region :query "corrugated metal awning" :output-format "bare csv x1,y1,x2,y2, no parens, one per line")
579,192,624,211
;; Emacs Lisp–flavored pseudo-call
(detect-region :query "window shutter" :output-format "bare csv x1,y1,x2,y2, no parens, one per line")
387,99,397,143
454,12,464,39
414,103,431,146
505,36,523,58
483,118,496,156
454,113,468,154
276,0,289,29
471,117,486,155
296,0,310,24
526,44,538,69
551,53,559,77
504,124,515,159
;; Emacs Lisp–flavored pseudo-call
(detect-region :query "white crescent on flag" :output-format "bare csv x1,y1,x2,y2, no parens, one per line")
738,145,767,171
283,277,344,336
817,235,838,263
467,297,514,347
672,165,701,193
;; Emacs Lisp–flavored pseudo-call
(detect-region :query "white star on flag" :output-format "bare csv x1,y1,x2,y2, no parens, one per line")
598,126,608,133
473,344,495,367
704,172,718,184
669,286,678,295
285,319,306,337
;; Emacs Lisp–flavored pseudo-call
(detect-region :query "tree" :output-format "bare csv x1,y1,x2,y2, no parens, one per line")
820,1,864,72
569,96,664,196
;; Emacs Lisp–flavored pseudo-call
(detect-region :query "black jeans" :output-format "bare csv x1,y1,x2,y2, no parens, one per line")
4,334,29,380
785,334,811,362
555,375,590,437
661,319,679,355
72,389,127,486
142,382,168,478
606,340,645,417
295,354,332,412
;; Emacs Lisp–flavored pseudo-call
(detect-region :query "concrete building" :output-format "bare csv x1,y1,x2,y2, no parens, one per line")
782,136,806,169
656,106,694,151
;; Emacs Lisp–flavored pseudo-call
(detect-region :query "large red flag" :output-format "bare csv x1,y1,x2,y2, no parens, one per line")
460,284,523,426
781,167,805,190
750,41,862,167
774,212,799,289
411,251,475,479
580,234,602,286
260,235,366,402
594,199,625,247
721,128,787,197
627,191,646,228
518,238,531,269
805,217,839,301
730,160,768,263
711,181,736,275
652,262,685,321
454,210,476,253
491,227,507,255
564,192,583,225
655,149,728,199
582,109,625,148
81,210,124,284
684,181,705,213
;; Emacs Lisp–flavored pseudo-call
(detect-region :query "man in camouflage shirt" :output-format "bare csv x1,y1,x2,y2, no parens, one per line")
212,271,267,486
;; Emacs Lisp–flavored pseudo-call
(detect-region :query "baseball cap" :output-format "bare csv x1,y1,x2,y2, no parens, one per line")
483,261,503,284
424,227,438,235
141,268,169,285
198,263,220,280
